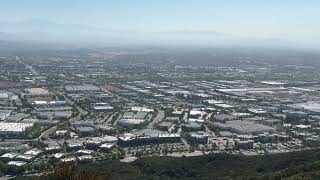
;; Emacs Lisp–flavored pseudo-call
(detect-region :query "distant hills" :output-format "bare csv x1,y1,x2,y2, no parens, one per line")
0,19,312,49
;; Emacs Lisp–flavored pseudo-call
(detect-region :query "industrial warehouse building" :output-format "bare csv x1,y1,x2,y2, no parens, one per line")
23,88,51,98
0,122,34,138
65,85,100,92
186,131,210,145
118,130,181,147
213,120,275,135
22,88,52,103
117,118,146,128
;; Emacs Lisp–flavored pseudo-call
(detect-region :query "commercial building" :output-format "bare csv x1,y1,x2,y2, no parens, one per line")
213,114,236,122
99,143,115,151
213,120,275,135
23,88,52,103
234,139,254,150
131,106,154,112
186,131,210,145
65,85,100,92
189,110,202,118
257,133,291,143
33,100,67,108
158,122,173,131
65,139,84,150
77,155,93,162
76,127,96,137
182,122,203,132
24,149,43,157
44,140,61,152
287,101,320,115
0,110,12,120
118,131,181,147
0,122,34,138
84,136,118,149
1,152,19,161
7,161,27,167
303,136,320,147
117,119,146,128
93,103,114,112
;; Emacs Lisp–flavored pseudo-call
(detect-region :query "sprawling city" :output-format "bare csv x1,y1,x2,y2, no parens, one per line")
0,46,319,179
2,0,320,179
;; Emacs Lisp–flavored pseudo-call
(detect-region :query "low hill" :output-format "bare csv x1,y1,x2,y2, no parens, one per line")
16,149,320,180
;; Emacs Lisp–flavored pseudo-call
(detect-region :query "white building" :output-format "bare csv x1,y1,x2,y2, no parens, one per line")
0,110,12,120
0,122,34,138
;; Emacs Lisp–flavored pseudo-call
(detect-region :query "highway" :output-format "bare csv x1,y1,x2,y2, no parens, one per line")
16,56,40,76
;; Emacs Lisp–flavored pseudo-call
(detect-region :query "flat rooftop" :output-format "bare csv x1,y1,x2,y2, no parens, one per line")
0,122,34,132
25,88,50,95
65,85,100,92
214,120,275,134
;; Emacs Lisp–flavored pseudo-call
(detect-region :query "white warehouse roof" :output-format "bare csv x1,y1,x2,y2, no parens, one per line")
0,122,34,132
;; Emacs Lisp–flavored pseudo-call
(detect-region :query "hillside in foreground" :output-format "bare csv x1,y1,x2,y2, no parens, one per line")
14,149,320,180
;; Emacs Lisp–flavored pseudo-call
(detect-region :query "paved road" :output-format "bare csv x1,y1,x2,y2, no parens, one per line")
182,112,188,122
16,57,40,76
168,124,176,133
69,113,82,123
66,96,87,116
112,113,122,126
37,113,81,140
37,90,86,140
106,112,117,124
181,138,191,150
38,126,57,140
56,92,88,116
147,110,164,129
100,87,133,103
204,124,215,136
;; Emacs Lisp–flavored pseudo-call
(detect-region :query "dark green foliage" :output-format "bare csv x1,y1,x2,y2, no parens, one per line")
15,149,320,180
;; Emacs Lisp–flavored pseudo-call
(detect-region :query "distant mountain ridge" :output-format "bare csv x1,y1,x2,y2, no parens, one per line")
0,19,316,49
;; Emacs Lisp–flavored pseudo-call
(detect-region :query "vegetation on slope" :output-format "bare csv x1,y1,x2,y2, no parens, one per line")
15,149,320,180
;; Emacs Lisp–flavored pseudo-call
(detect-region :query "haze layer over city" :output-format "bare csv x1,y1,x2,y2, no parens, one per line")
1,1,320,180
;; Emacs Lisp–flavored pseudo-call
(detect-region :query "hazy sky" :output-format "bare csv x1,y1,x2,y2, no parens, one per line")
0,0,319,45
